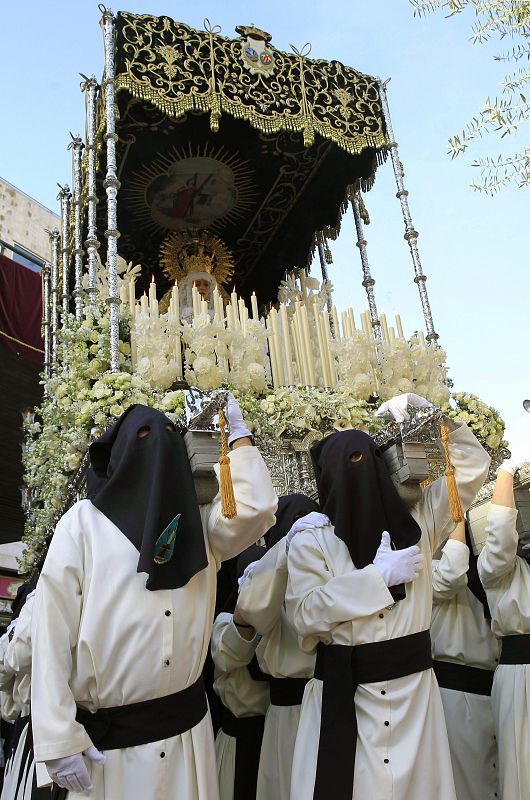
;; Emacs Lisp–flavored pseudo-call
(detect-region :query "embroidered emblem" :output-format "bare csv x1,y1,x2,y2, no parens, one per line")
236,24,275,77
154,514,181,564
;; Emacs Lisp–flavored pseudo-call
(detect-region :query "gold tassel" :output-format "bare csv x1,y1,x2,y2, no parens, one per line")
218,407,237,519
440,423,464,523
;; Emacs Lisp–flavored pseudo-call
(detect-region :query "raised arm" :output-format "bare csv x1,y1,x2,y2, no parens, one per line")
31,513,93,762
285,529,395,642
418,422,490,551
432,523,469,603
478,465,519,587
207,445,277,563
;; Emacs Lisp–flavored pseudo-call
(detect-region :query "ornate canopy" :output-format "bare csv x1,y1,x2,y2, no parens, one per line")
93,12,389,303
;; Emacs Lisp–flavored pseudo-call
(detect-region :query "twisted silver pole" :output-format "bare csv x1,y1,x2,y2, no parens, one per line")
101,6,120,372
378,80,439,345
82,75,100,305
70,134,85,318
350,195,383,358
316,234,334,335
42,259,51,381
49,229,60,368
58,184,72,320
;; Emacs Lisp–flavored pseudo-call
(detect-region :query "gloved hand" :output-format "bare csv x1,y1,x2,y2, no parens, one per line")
226,393,252,446
237,560,259,590
287,512,330,543
497,458,523,477
375,393,432,424
46,746,106,795
373,531,424,587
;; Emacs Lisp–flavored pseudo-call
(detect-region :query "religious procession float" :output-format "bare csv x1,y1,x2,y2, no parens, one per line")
20,6,520,573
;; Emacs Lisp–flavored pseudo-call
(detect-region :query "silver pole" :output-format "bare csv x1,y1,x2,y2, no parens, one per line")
42,259,51,380
58,184,72,320
378,80,439,345
316,234,334,334
49,229,60,367
101,6,120,372
70,134,85,318
350,195,383,357
82,75,100,305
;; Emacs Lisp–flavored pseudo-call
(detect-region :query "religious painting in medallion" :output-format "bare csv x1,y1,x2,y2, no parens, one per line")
124,144,257,236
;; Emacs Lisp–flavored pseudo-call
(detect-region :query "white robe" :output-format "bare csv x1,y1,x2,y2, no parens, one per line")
478,503,530,800
285,423,490,800
431,539,499,800
211,613,270,800
0,633,17,724
237,538,315,800
31,445,277,800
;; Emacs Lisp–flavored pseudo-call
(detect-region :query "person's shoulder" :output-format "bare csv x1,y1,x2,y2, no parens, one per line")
54,499,98,537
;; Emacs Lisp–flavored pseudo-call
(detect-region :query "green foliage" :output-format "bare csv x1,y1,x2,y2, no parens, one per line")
410,0,530,192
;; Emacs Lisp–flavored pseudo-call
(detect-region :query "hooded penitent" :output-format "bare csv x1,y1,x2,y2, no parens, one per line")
89,404,208,591
310,429,421,600
265,493,320,549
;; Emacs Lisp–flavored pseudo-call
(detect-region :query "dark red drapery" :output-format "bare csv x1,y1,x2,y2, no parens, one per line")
0,253,44,364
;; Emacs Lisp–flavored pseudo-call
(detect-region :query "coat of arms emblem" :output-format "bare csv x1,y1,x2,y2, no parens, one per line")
236,24,275,76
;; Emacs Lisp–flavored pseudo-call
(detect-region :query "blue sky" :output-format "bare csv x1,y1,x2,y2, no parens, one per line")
1,0,528,458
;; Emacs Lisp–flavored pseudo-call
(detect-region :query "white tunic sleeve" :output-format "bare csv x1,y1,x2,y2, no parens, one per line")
31,512,93,761
285,527,395,642
414,423,490,553
207,446,277,564
211,612,259,674
237,539,288,635
4,594,34,675
432,540,470,603
478,504,520,587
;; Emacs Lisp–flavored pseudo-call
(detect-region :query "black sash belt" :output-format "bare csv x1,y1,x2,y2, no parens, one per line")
75,676,207,751
433,659,494,696
313,630,432,800
221,705,264,800
269,676,308,706
500,633,530,664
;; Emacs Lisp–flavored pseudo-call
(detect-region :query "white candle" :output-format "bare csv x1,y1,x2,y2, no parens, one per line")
272,308,286,386
293,306,309,384
266,316,278,388
313,302,330,388
395,314,404,339
300,305,316,385
290,318,303,384
321,308,337,387
201,298,208,315
175,334,182,379
279,304,295,385
231,287,240,326
342,310,350,341
119,282,128,306
172,281,180,322
348,307,356,331
238,298,247,336
331,305,341,340
360,311,370,339
128,278,135,315
389,326,396,344
251,292,259,320
149,277,158,317
226,304,234,330
380,312,390,346
140,293,149,315
419,330,426,346
299,269,307,301
192,284,200,319
212,286,221,321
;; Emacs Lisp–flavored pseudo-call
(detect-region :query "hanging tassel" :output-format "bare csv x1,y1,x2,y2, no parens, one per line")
440,423,464,523
218,407,237,519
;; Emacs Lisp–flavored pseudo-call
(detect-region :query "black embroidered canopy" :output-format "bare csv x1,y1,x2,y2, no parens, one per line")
93,12,388,303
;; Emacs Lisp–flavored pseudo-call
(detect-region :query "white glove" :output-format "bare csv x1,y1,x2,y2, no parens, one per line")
373,531,424,587
226,393,252,446
46,746,106,795
238,560,259,590
287,512,330,543
497,458,523,476
375,393,432,423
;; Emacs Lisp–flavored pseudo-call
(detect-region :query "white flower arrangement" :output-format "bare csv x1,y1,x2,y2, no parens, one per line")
133,309,181,391
377,337,450,407
443,392,507,454
330,330,379,401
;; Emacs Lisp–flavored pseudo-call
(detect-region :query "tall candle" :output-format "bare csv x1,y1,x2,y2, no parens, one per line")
313,302,330,388
380,312,390,346
119,282,127,306
270,308,285,386
266,316,278,388
341,310,350,341
299,269,307,301
149,276,158,317
212,286,221,321
389,326,396,344
172,281,180,322
290,318,303,384
395,314,404,339
226,304,234,330
279,304,295,385
238,298,247,336
348,307,356,332
175,333,182,379
419,330,426,346
360,311,371,339
293,306,309,384
201,298,208,315
231,287,240,326
140,293,149,315
191,284,200,318
128,278,135,315
300,305,316,385
321,308,337,387
331,305,341,340
251,292,259,321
